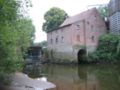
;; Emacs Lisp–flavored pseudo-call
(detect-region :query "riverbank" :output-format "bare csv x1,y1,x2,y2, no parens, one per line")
0,72,55,90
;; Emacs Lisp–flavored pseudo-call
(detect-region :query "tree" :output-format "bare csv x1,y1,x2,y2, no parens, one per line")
97,6,109,20
88,34,120,62
42,7,68,32
18,0,32,18
0,0,35,83
16,18,35,59
39,41,47,47
0,0,18,24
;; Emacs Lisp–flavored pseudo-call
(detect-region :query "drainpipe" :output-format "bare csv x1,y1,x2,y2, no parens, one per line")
83,20,87,52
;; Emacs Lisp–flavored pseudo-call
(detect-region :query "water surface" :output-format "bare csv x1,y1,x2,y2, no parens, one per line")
25,64,120,90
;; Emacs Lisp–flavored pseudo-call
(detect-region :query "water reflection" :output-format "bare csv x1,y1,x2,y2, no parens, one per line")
77,66,99,90
23,64,43,78
43,64,120,90
24,64,120,90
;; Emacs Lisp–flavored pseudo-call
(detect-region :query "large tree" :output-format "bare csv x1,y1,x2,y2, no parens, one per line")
42,7,68,32
16,18,35,59
0,0,35,81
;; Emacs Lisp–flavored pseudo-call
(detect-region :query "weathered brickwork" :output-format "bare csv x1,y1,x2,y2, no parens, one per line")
47,8,106,61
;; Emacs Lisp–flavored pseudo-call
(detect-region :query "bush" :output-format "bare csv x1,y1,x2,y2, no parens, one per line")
88,34,120,62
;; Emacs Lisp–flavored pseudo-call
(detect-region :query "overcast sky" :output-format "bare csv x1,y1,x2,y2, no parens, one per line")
29,0,110,43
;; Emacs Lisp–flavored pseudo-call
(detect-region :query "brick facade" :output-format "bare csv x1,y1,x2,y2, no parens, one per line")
47,8,106,61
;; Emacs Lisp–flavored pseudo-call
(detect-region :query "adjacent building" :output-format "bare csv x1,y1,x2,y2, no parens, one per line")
47,8,106,61
109,0,120,34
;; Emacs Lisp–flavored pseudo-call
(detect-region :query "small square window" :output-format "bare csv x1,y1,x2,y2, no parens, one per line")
91,25,93,30
77,24,80,27
50,39,53,44
61,36,64,43
87,21,89,24
77,24,80,30
91,36,95,42
61,29,64,32
56,30,58,33
77,35,80,42
56,37,58,44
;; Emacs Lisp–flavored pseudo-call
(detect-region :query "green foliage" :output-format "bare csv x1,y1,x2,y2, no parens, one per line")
0,0,35,84
43,48,50,59
0,0,18,24
88,34,120,62
39,41,47,47
97,6,109,19
18,0,32,18
42,7,68,32
15,19,35,58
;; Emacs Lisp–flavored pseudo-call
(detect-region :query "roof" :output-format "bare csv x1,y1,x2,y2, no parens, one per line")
60,8,98,27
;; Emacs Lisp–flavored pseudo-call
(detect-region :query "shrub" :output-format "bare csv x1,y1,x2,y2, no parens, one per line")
88,34,120,62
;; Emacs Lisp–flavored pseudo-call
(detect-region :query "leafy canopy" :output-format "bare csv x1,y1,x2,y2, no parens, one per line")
0,0,35,74
42,7,68,32
88,34,120,62
97,6,109,20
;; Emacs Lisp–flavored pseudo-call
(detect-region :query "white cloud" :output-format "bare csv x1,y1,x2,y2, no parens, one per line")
29,0,110,43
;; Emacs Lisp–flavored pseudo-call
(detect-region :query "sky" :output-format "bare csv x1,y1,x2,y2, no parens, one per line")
29,0,110,43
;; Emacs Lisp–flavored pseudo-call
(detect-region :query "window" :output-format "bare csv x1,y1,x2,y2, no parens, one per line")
91,36,95,42
91,25,93,30
56,30,58,33
77,35,80,42
50,39,53,44
77,24,80,28
61,36,64,43
61,29,64,32
77,24,80,30
87,21,89,25
56,37,58,44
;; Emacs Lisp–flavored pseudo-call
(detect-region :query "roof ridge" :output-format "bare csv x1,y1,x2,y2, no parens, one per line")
60,8,97,27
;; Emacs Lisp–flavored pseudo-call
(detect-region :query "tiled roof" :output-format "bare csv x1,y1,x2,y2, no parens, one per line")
60,8,98,27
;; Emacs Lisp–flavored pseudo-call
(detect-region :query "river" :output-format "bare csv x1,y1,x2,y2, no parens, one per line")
24,64,120,90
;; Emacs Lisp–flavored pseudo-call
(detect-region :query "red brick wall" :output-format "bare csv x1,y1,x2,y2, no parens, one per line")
47,9,106,60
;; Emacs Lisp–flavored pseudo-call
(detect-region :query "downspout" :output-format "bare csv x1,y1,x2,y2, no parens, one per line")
83,20,87,52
